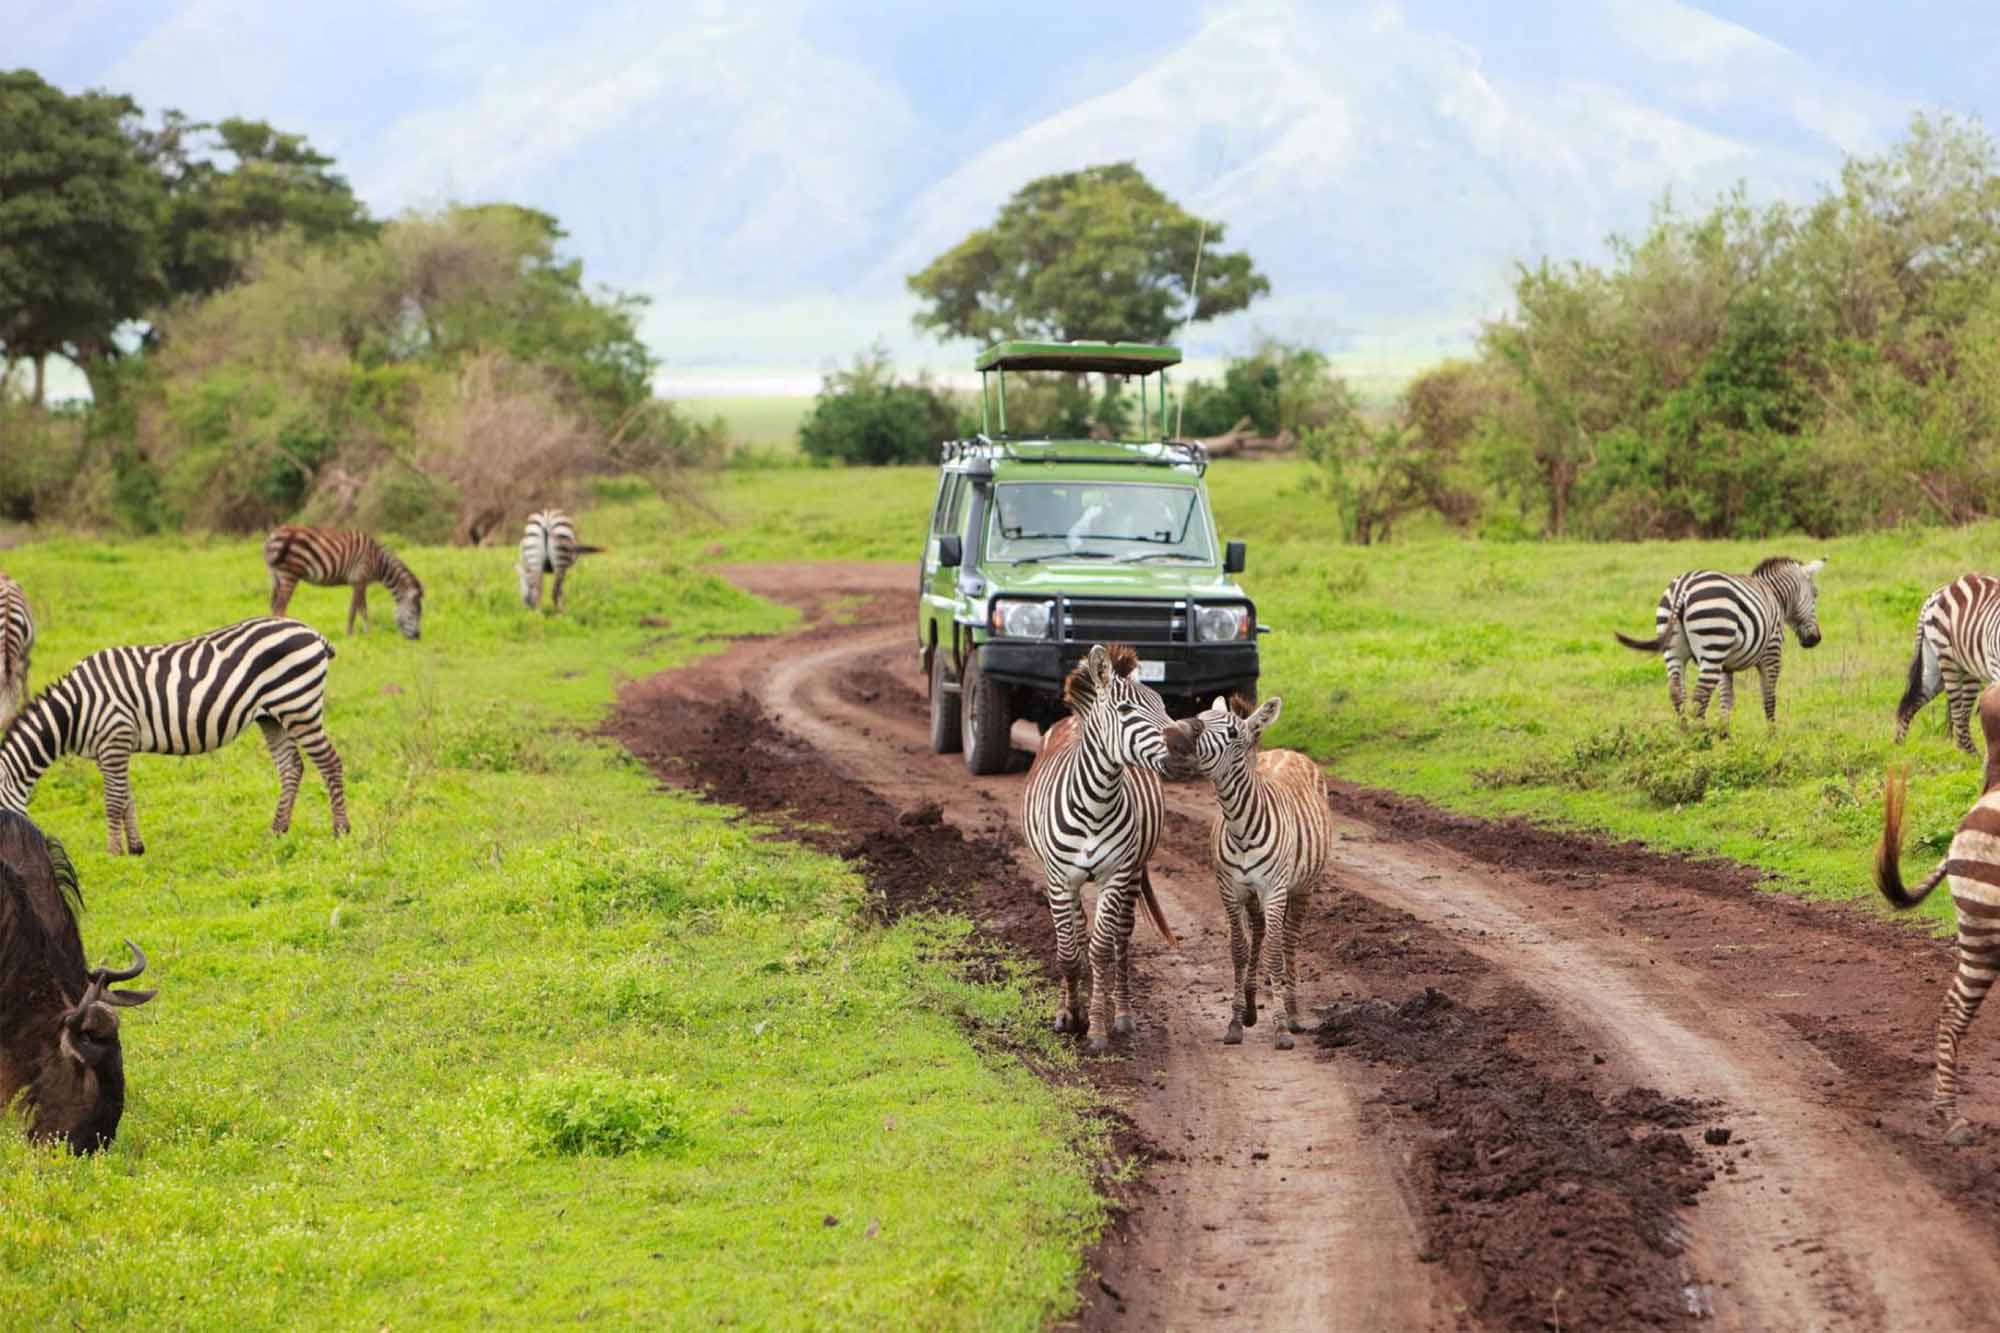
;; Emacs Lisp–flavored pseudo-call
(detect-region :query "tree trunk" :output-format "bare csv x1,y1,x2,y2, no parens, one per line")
31,354,45,408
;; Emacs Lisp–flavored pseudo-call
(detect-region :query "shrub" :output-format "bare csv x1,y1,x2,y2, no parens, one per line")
798,347,961,465
519,1071,690,1158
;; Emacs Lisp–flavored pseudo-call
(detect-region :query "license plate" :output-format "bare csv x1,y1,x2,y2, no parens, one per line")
1136,660,1166,682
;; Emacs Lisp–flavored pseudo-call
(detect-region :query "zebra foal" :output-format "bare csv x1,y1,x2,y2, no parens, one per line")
1615,556,1825,730
264,526,425,639
1896,573,2000,753
1021,643,1196,1051
518,510,603,612
1186,694,1334,1049
0,573,32,728
1877,682,2000,1144
0,617,349,854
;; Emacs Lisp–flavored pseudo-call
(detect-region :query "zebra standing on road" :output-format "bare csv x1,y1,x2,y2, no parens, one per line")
0,573,32,728
1877,681,2000,1145
1895,573,2000,753
1615,556,1826,730
264,526,425,639
1021,643,1195,1052
518,510,602,612
1185,694,1334,1050
0,617,349,854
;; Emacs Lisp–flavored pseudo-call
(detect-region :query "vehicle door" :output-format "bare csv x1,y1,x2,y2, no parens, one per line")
921,472,968,654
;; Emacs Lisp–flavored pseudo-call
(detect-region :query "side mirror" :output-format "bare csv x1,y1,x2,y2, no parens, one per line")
938,535,963,568
1223,540,1246,574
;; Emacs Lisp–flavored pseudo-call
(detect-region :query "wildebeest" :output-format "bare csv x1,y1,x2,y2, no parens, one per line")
0,809,155,1152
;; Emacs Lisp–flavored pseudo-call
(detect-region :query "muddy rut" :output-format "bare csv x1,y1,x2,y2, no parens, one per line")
610,561,2000,1331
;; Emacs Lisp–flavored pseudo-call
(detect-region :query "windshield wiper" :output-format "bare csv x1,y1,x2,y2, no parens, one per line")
1009,551,1118,565
1117,551,1208,563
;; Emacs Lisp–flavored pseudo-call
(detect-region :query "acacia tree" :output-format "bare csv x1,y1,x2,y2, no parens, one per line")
907,163,1268,345
0,71,163,404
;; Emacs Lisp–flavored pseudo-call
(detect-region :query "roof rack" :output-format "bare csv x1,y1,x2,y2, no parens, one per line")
940,436,1208,476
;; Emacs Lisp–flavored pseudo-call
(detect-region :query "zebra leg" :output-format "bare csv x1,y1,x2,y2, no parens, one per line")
97,743,141,856
1665,651,1686,718
1688,664,1724,727
259,717,306,834
1758,657,1781,727
551,566,568,612
1087,873,1139,1051
1222,877,1250,1044
1946,663,1980,754
1048,868,1087,1035
1243,892,1265,1028
1718,672,1737,731
1935,909,2000,1141
283,715,350,836
1281,884,1309,1035
270,573,298,617
1260,887,1295,1049
347,584,368,635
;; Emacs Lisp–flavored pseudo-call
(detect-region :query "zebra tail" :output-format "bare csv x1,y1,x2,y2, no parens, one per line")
1615,606,1674,653
1895,627,1940,735
574,544,606,555
1876,767,1948,910
1137,868,1178,948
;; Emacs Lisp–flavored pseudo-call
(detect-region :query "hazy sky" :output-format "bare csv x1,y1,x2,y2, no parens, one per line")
14,1,2000,392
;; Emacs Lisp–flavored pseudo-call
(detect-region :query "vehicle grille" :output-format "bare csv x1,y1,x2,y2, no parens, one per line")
1058,597,1184,646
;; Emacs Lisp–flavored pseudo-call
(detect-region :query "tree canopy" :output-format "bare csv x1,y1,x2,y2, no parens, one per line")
907,163,1268,346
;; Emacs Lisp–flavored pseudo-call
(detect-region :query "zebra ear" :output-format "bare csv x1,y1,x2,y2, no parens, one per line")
1804,557,1825,576
1246,696,1283,740
1210,695,1228,716
1086,643,1114,688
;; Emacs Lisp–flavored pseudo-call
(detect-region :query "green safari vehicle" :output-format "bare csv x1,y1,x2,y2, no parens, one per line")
918,339,1262,774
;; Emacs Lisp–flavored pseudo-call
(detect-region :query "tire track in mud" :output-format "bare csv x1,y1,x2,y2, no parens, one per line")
612,561,2000,1330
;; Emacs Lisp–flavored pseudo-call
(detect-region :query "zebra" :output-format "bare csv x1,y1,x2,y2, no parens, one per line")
518,510,603,612
0,573,32,729
1614,556,1826,729
1896,573,2000,753
1021,643,1197,1052
264,526,425,639
0,617,349,855
1185,694,1334,1049
1876,681,2000,1145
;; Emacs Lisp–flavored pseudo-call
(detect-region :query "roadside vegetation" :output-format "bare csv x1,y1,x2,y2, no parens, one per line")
0,506,1103,1327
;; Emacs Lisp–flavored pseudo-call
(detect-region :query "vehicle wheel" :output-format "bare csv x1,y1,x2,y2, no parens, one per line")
961,654,1013,775
929,649,962,755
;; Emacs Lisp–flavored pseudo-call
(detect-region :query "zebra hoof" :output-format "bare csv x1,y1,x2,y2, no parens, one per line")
1242,1001,1258,1028
1054,1011,1078,1035
332,820,351,838
1223,1022,1243,1045
1113,1015,1134,1037
1276,1031,1294,1051
1946,1118,1978,1147
1087,1035,1109,1055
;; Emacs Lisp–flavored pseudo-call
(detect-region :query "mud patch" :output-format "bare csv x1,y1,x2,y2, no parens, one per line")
1321,985,1711,1330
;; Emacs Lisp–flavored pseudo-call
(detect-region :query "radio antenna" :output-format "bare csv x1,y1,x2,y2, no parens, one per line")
1173,219,1208,439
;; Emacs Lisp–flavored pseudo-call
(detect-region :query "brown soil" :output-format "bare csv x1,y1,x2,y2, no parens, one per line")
605,560,2000,1331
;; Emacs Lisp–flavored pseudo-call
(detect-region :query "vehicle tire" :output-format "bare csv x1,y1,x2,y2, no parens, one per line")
961,654,1013,775
929,649,962,755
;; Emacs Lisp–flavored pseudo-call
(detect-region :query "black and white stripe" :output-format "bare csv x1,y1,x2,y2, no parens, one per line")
264,525,425,639
1615,556,1826,728
518,510,601,611
1021,643,1191,1052
0,617,349,854
0,573,31,729
1897,573,2000,753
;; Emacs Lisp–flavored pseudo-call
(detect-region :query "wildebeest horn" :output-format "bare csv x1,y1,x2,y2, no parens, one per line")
94,939,146,983
106,986,156,1007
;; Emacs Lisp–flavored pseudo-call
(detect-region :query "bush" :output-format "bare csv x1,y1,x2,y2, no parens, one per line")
797,347,961,465
1179,340,1349,437
519,1071,690,1158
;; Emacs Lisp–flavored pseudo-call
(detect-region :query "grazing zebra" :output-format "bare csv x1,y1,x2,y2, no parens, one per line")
1185,694,1334,1049
1896,573,2000,753
1615,556,1826,729
518,510,603,612
0,573,31,728
1021,643,1196,1052
1876,682,2000,1144
264,526,425,639
0,617,349,854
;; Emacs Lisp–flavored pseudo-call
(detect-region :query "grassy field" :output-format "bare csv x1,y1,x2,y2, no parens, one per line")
688,394,813,456
0,523,1103,1327
659,462,1986,928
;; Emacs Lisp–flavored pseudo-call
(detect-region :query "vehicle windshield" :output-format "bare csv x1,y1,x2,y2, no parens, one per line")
986,481,1214,563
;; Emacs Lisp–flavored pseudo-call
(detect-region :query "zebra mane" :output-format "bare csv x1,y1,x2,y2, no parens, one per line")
1062,644,1141,712
1226,693,1256,719
1751,556,1801,577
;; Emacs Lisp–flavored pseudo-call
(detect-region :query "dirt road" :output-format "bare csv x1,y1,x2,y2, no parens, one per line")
609,561,2000,1331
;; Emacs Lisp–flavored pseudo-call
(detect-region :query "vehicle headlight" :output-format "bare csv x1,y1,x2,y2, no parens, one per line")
1195,604,1251,642
991,599,1053,638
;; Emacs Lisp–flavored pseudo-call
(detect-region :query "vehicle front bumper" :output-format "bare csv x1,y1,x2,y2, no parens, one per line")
974,639,1260,701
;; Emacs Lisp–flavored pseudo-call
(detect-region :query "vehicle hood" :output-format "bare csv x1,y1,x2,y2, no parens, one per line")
980,561,1249,600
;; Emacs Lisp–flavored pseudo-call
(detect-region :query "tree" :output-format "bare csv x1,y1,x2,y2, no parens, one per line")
907,163,1268,345
0,71,164,404
798,347,961,465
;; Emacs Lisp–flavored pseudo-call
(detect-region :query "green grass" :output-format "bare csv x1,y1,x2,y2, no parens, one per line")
692,394,814,455
653,462,1984,929
0,519,1103,1328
